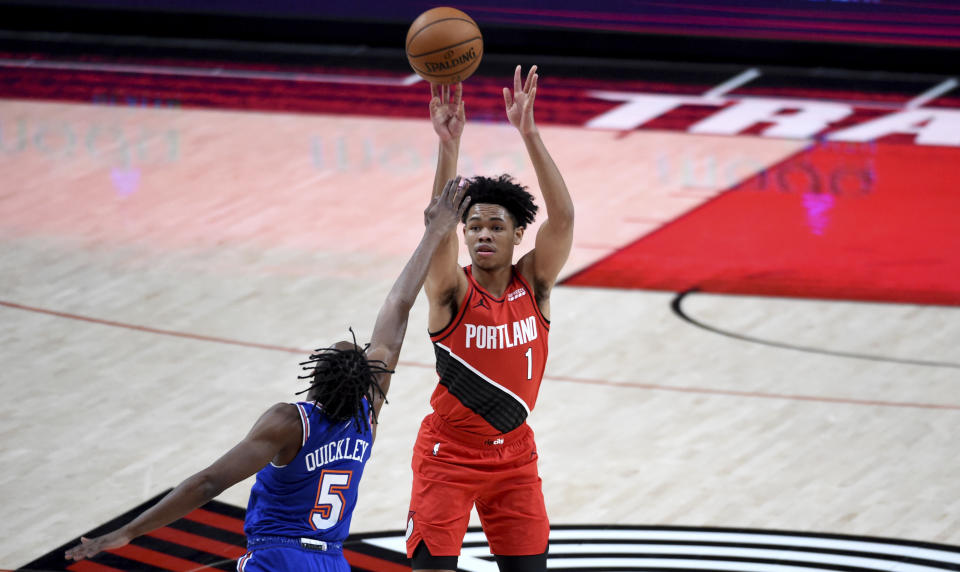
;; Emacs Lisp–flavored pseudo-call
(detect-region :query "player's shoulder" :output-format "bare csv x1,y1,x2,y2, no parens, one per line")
513,257,542,290
260,402,306,433
265,401,300,415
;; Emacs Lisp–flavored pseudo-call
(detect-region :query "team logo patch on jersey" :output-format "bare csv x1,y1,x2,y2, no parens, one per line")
507,287,527,301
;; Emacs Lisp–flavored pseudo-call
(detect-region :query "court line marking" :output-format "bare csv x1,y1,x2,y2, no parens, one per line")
0,57,422,86
906,78,958,109
0,299,304,354
702,68,762,101
360,526,960,570
5,55,951,111
2,299,957,411
671,289,960,371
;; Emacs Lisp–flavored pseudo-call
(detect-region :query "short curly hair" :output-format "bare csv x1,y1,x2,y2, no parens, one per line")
462,174,538,229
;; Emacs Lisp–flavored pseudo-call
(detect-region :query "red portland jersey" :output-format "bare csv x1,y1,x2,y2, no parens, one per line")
429,265,550,435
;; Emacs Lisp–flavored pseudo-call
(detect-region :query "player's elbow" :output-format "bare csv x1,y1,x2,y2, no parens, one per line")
549,208,575,234
191,471,228,501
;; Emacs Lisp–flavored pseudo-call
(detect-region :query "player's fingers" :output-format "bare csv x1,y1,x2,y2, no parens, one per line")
66,542,93,561
503,87,513,110
443,83,450,103
454,176,468,206
449,178,464,211
456,195,472,220
441,175,459,201
448,175,466,206
431,83,439,99
458,99,465,120
514,65,522,94
454,82,462,106
452,175,467,202
527,87,537,111
525,65,537,92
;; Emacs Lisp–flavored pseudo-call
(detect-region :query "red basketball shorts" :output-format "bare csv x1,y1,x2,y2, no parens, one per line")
405,413,549,558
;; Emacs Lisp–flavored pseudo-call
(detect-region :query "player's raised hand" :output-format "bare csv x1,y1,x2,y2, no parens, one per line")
425,175,471,233
65,530,133,561
504,65,538,136
430,82,465,142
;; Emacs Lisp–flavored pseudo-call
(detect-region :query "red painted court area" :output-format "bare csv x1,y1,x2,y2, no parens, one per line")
26,497,407,571
565,140,960,306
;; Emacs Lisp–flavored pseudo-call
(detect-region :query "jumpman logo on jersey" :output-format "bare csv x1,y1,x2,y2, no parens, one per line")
473,297,490,310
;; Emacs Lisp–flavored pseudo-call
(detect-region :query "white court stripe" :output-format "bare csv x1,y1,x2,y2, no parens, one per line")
544,530,960,564
702,68,762,100
905,78,959,109
544,543,953,572
362,532,960,571
544,558,839,571
0,57,420,86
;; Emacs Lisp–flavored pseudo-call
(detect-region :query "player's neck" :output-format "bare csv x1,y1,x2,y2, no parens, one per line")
471,264,512,298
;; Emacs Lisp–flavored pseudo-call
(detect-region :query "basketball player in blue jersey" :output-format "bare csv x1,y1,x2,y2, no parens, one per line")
65,177,472,571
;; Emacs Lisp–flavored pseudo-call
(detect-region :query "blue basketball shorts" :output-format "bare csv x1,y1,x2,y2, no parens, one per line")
236,546,350,572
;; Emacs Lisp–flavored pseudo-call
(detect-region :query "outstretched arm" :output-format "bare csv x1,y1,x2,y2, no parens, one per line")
430,82,464,199
425,83,469,328
366,177,470,420
65,404,301,561
508,65,575,317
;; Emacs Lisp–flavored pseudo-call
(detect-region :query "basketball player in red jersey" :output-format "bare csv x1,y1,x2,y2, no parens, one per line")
406,65,574,572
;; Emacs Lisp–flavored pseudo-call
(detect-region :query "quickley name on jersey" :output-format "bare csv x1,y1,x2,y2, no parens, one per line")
464,315,538,349
304,436,370,471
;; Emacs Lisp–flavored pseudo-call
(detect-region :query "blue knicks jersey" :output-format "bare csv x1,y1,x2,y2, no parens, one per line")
244,400,372,542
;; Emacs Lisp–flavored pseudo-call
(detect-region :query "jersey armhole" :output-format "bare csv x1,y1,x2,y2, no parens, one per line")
512,268,551,329
269,402,310,469
295,402,310,446
429,274,474,341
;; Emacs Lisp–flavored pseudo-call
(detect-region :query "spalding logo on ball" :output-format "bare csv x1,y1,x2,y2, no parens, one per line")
406,7,483,84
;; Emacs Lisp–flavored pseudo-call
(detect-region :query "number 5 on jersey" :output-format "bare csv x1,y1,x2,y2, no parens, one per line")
310,470,352,530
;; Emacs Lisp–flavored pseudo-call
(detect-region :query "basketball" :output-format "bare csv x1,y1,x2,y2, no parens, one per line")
405,7,483,84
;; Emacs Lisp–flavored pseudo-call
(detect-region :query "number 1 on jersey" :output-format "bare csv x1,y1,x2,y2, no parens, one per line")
525,347,532,380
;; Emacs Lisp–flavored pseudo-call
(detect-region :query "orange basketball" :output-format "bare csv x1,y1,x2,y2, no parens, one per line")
406,7,483,84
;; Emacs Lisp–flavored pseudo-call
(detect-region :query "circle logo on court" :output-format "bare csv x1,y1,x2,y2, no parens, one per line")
347,525,960,571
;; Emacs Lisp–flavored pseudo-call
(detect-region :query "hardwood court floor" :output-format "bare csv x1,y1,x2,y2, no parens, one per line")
1,98,958,569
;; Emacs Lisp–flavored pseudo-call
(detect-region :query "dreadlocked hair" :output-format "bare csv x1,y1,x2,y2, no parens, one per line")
296,328,393,433
463,174,539,229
